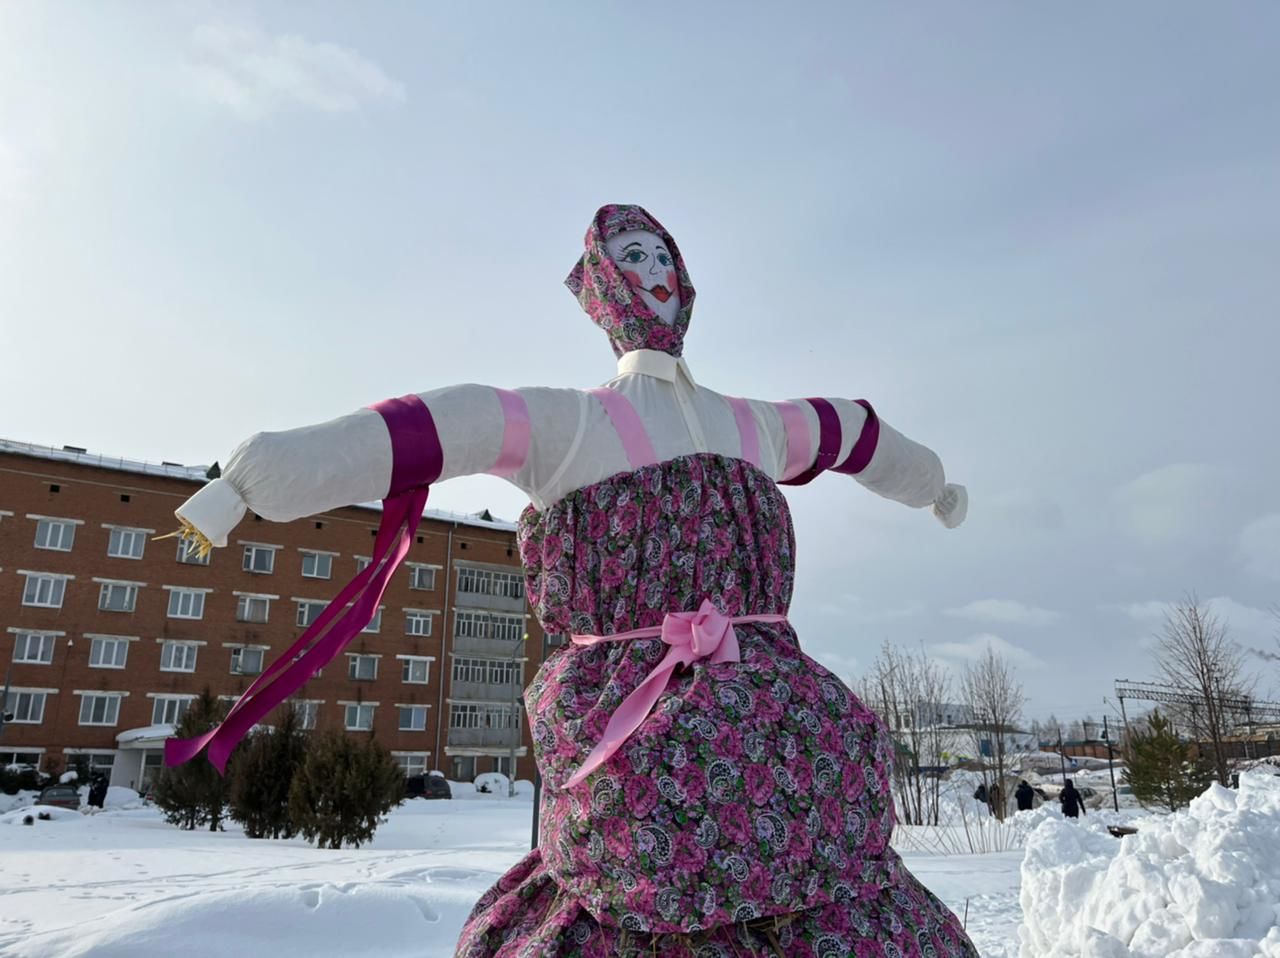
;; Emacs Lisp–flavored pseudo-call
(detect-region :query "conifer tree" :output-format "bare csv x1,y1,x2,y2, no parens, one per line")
1124,709,1214,812
288,730,404,849
152,689,229,830
229,703,310,839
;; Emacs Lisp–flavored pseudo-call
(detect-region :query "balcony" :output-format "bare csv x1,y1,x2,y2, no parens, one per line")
453,634,523,657
454,589,525,614
451,679,522,702
446,727,522,749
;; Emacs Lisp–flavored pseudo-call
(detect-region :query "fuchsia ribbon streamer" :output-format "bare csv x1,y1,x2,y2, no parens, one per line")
562,600,788,788
165,395,443,774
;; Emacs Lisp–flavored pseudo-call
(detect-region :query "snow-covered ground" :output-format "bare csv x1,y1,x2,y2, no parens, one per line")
4,772,1275,958
0,782,1022,958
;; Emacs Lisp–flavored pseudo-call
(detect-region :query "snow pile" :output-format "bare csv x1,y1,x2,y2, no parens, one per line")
0,805,84,826
60,770,79,784
1018,771,1280,958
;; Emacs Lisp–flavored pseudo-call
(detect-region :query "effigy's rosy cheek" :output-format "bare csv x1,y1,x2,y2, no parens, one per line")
622,269,644,288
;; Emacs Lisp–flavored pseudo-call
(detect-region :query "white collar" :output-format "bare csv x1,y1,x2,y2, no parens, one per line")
616,350,696,386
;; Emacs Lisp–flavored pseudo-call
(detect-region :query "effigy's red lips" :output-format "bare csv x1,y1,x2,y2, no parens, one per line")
647,285,672,303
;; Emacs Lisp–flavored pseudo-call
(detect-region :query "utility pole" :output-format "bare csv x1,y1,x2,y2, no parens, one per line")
1057,727,1068,784
0,666,12,742
1103,714,1119,812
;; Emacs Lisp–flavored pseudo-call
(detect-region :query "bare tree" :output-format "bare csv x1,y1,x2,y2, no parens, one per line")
961,643,1026,821
861,641,955,826
1153,595,1254,785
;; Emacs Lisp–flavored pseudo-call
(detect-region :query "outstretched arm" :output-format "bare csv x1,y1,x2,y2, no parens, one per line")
755,395,967,528
175,384,582,548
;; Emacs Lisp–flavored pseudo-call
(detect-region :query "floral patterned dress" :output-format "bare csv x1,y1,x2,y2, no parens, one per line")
455,453,977,957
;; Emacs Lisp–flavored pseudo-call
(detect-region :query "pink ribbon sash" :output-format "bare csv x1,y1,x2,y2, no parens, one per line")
562,599,788,788
165,395,442,774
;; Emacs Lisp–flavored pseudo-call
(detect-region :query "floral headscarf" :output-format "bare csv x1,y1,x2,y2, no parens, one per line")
565,204,697,358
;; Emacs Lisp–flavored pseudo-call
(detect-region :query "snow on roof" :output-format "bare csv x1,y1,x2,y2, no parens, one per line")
1,438,519,532
115,724,176,745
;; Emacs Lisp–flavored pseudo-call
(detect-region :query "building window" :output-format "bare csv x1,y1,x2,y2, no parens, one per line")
453,611,524,643
22,573,67,609
176,539,211,565
34,518,76,551
160,641,199,673
12,632,56,665
457,567,524,599
408,565,436,591
300,551,333,579
348,654,378,681
295,600,326,628
293,700,320,730
78,694,123,726
89,636,130,669
151,696,192,726
452,657,486,684
487,659,522,686
3,690,47,724
393,753,429,776
360,607,383,634
354,556,372,573
344,703,375,731
236,595,271,624
398,706,428,731
242,545,276,574
405,611,433,636
449,702,519,731
401,657,431,684
166,588,206,620
230,647,266,675
107,528,147,559
98,582,139,613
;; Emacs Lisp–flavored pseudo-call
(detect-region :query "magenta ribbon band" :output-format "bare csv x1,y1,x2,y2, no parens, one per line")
562,600,788,789
780,398,880,486
164,395,443,774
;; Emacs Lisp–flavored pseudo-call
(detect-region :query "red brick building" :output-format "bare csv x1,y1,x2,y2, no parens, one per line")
0,440,551,790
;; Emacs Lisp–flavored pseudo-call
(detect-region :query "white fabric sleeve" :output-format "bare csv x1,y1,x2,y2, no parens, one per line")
174,384,582,547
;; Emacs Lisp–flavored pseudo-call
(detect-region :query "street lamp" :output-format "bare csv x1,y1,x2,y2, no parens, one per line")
506,633,527,798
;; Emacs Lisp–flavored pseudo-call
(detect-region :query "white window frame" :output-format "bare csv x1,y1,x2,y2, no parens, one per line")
293,699,322,730
397,704,429,732
176,538,211,565
150,694,195,726
105,526,150,560
77,691,127,727
10,630,59,665
96,579,141,613
407,563,438,591
299,550,334,580
361,606,384,634
88,635,132,669
392,752,430,776
165,586,208,620
234,592,274,624
453,610,524,643
229,645,268,676
342,702,376,731
20,571,71,609
241,543,278,574
448,701,519,731
3,688,52,724
400,655,433,685
295,598,326,628
31,515,80,552
347,654,379,682
354,556,372,573
404,609,434,637
159,640,200,673
456,566,524,599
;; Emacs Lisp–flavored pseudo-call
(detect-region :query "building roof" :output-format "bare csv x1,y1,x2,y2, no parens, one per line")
0,437,518,532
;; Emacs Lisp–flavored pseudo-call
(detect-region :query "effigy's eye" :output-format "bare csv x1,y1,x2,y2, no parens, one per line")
621,249,647,264
656,252,672,267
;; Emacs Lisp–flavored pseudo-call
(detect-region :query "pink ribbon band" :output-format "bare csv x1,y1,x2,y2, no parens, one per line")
561,600,788,789
165,395,442,774
488,387,531,477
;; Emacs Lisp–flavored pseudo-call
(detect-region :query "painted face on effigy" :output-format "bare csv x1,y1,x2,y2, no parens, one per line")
605,230,681,326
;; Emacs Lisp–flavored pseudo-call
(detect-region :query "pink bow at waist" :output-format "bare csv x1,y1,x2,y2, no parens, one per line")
562,599,788,789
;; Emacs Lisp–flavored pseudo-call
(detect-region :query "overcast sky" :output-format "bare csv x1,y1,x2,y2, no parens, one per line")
3,3,1278,725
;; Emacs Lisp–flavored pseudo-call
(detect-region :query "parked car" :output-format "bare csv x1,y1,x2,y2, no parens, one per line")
405,774,452,800
36,785,81,811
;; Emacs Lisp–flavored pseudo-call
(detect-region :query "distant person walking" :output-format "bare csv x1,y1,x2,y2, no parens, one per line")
1015,780,1035,812
1060,779,1087,819
988,782,1005,820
